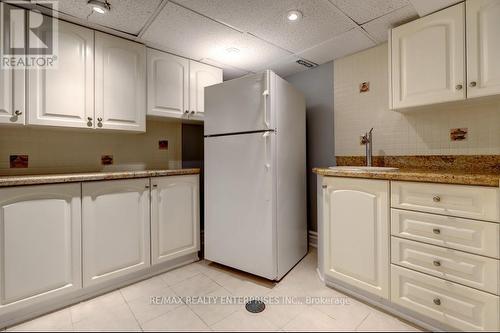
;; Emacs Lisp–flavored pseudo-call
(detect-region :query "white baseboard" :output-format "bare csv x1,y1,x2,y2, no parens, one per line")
308,230,318,248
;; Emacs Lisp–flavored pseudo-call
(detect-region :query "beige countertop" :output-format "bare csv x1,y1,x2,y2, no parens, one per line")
313,167,500,187
0,169,200,187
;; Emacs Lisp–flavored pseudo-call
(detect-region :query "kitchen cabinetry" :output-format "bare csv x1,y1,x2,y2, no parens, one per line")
151,175,199,264
0,184,82,315
466,0,500,98
189,60,223,119
82,178,150,287
390,0,500,109
28,19,94,129
322,177,390,299
95,32,146,132
390,3,465,109
0,4,25,125
147,49,189,119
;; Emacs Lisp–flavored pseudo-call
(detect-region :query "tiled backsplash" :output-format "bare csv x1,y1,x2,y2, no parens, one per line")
334,44,500,156
0,120,182,175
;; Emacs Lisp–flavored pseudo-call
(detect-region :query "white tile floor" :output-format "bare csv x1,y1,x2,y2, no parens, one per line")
7,250,422,332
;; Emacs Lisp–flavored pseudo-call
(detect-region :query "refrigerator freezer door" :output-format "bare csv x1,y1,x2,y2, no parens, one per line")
204,72,272,136
204,132,277,279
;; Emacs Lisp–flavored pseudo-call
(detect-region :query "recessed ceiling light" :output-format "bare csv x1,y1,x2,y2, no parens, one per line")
286,10,303,22
88,0,110,14
225,47,240,54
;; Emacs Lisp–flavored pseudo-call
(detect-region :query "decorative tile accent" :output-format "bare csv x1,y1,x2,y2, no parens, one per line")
101,155,114,165
10,155,28,168
450,128,468,141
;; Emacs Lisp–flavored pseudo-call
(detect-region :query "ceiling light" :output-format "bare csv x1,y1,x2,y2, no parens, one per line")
225,47,240,55
88,0,110,14
286,10,303,22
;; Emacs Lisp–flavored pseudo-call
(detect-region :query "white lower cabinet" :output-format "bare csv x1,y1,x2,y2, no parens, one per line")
322,177,390,299
391,265,500,331
151,175,200,264
82,179,151,287
0,184,82,315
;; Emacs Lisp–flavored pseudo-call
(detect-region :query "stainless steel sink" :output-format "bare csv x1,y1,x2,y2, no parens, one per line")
328,166,399,172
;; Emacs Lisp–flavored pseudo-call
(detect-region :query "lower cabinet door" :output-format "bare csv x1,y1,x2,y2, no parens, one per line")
0,184,82,314
391,265,500,331
82,179,150,287
322,177,390,299
151,175,199,264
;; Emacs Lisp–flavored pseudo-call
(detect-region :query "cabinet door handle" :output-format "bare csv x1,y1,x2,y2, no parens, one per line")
433,228,441,235
14,110,22,116
87,117,93,127
455,84,463,90
433,298,441,306
152,184,158,188
190,110,196,115
433,260,441,267
145,185,150,189
184,110,189,114
469,81,477,87
322,185,327,189
432,195,441,203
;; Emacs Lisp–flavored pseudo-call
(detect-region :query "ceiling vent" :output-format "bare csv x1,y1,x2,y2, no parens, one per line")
296,59,318,68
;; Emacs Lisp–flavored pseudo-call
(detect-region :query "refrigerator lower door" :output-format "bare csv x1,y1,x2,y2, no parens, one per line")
205,131,276,280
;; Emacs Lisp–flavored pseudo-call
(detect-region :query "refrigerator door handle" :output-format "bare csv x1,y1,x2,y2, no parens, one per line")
263,89,270,129
263,131,271,171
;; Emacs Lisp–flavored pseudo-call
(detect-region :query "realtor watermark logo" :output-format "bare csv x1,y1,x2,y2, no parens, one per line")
1,1,59,69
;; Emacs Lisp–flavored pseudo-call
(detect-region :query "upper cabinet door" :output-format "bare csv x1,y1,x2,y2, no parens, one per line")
189,61,222,116
391,3,465,109
95,32,146,132
466,0,500,98
147,49,189,118
0,4,25,125
28,19,94,128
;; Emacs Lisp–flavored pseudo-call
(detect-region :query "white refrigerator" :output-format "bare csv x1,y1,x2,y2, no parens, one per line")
204,70,307,281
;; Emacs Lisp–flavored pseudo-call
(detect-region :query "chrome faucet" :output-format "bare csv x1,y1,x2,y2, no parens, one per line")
360,128,374,167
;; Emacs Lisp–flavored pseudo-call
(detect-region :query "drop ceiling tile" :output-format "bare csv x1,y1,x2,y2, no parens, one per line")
200,58,251,81
408,0,462,16
48,0,161,35
362,5,419,43
266,55,309,78
174,0,356,53
143,2,290,73
329,0,410,24
296,28,376,64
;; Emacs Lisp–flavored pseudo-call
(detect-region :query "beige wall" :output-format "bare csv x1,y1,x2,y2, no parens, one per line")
0,120,182,175
334,43,500,156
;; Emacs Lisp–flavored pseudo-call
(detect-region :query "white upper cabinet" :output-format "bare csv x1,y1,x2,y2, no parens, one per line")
391,3,465,109
322,177,390,299
28,19,94,129
82,179,150,287
189,61,223,118
0,184,82,315
466,0,500,98
0,4,25,125
147,49,189,119
151,175,200,265
95,32,146,132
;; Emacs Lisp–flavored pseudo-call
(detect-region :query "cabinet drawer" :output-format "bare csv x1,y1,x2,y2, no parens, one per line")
391,181,499,222
391,265,500,331
392,238,499,294
391,209,499,258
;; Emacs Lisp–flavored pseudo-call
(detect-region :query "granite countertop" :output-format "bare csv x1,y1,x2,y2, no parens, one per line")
313,167,500,187
0,169,200,187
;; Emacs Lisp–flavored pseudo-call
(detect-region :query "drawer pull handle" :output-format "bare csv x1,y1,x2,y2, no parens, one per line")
433,298,441,306
433,260,441,267
433,196,441,202
433,228,441,235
